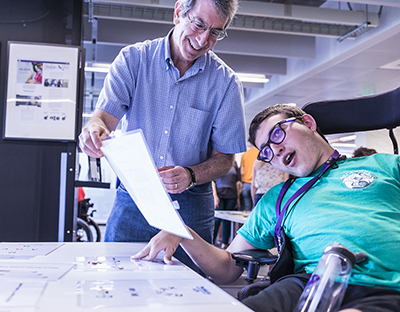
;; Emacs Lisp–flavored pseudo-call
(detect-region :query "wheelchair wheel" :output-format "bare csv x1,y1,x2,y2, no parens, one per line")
87,217,102,242
77,218,93,242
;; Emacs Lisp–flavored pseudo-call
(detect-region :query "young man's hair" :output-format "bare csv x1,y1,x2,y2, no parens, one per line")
248,104,305,147
248,104,328,148
179,0,238,29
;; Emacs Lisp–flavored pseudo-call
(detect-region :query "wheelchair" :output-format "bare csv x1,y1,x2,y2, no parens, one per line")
232,86,400,301
77,198,102,242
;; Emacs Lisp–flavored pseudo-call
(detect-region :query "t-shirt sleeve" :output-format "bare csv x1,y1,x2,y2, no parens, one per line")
237,187,280,250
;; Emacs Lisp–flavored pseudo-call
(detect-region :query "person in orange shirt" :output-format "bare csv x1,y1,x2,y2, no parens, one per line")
240,144,258,210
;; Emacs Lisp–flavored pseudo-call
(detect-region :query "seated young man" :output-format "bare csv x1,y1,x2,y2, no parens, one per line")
133,104,400,312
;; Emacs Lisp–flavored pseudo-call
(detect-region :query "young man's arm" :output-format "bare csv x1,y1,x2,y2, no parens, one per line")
132,228,257,285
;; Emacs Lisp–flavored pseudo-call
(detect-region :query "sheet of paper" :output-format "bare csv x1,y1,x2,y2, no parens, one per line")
75,256,185,272
77,279,229,307
101,130,192,239
0,281,46,308
0,262,73,281
0,243,64,260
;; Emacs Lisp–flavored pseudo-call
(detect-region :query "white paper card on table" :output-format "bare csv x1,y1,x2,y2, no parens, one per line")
0,243,64,260
77,278,228,307
75,255,185,272
101,130,192,239
0,262,73,281
0,281,46,308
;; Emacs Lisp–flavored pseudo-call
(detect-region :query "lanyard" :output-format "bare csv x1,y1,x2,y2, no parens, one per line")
274,150,340,250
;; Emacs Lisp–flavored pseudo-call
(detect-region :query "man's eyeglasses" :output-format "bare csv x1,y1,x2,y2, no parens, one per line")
257,117,302,163
186,13,227,41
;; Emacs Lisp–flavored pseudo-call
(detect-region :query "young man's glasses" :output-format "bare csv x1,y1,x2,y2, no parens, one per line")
257,117,302,163
186,13,227,41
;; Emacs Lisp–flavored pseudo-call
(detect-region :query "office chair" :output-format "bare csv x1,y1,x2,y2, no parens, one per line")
232,86,400,301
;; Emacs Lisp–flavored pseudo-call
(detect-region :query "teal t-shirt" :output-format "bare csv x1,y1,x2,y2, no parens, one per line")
238,153,400,291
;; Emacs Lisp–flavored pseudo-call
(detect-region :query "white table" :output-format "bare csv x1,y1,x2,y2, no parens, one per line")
214,211,250,243
0,242,252,312
215,211,250,224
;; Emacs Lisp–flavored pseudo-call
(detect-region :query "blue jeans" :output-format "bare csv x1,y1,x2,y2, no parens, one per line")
242,182,253,211
104,182,214,274
213,197,237,245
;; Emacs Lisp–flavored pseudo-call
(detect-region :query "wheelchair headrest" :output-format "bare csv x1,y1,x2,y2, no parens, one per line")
303,86,400,135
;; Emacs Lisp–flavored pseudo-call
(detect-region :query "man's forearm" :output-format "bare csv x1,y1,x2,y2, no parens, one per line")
190,150,234,185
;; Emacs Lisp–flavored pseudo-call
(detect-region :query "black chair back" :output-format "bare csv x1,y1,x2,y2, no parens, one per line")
303,86,400,154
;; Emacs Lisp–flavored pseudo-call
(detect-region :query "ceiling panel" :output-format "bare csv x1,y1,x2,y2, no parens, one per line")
83,0,400,136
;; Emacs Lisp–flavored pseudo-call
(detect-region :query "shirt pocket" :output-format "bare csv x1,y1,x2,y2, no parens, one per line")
180,107,210,146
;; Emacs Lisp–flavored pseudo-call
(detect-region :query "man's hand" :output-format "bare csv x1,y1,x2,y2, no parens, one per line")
158,166,192,194
131,231,183,265
79,109,120,158
79,123,110,158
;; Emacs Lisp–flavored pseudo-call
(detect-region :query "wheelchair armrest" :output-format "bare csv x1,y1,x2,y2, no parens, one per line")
231,249,278,281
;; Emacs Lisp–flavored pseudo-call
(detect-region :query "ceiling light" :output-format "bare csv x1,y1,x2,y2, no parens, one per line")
236,73,269,84
85,62,111,73
331,143,357,148
329,135,357,143
380,58,400,70
85,63,269,84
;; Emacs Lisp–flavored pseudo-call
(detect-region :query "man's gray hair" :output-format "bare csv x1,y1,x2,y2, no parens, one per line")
179,0,238,29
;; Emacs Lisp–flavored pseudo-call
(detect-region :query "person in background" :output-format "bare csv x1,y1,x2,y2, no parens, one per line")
78,187,85,203
251,159,288,207
134,104,400,312
212,160,241,249
78,0,246,274
352,146,377,158
240,143,258,210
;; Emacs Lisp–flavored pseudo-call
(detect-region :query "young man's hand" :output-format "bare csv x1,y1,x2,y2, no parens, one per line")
131,231,183,265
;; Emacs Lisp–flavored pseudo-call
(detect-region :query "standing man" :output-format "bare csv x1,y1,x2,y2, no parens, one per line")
79,0,246,272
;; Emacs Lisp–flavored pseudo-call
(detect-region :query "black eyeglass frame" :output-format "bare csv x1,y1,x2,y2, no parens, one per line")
185,12,228,41
257,117,302,163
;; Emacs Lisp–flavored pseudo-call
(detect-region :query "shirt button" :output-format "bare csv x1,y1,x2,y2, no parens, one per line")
160,156,164,160
175,82,179,85
170,105,174,109
164,130,168,134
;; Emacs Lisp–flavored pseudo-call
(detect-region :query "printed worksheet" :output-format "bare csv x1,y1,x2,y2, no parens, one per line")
101,130,192,239
75,256,185,272
0,243,64,260
77,279,228,307
0,281,46,308
0,262,73,281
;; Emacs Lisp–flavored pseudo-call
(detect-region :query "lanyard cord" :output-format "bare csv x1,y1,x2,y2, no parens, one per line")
274,150,340,250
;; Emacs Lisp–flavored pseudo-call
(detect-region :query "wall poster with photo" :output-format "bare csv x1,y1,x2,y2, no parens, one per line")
3,42,82,141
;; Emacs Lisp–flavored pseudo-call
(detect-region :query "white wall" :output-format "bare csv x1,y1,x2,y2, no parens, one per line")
367,128,400,154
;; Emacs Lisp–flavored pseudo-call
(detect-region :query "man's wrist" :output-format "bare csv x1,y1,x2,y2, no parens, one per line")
184,167,196,190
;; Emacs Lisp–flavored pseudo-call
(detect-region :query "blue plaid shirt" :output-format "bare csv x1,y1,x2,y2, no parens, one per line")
96,29,246,168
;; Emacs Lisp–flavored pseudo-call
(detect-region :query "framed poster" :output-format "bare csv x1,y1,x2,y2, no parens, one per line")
3,42,82,141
